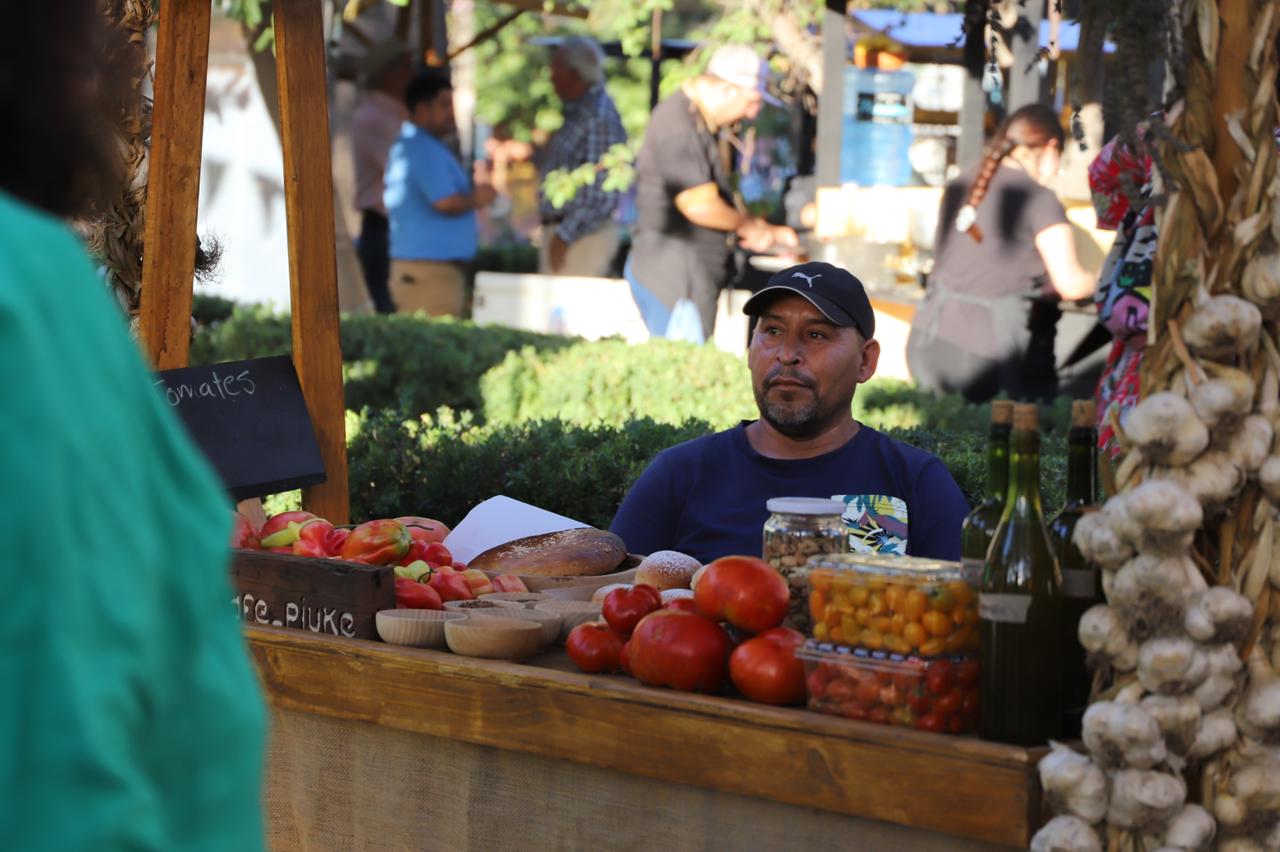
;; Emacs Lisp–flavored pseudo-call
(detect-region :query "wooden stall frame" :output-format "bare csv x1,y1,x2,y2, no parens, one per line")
138,0,350,523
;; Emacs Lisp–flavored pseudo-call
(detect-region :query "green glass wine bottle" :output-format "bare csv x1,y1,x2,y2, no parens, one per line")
1048,400,1100,739
960,400,1014,586
979,403,1064,746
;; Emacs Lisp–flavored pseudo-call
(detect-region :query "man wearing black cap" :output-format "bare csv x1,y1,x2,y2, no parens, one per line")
611,261,969,562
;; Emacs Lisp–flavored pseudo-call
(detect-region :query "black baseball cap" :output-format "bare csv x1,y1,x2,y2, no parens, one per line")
742,261,876,339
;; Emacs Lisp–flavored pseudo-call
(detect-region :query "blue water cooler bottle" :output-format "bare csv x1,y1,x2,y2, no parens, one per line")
841,67,916,186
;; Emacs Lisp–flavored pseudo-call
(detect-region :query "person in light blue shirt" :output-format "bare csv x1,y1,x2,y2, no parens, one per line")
384,71,496,316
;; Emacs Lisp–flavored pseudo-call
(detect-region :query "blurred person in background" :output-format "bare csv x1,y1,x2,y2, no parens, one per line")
0,3,266,849
536,37,627,276
627,44,798,343
385,70,496,317
906,104,1096,402
351,40,413,314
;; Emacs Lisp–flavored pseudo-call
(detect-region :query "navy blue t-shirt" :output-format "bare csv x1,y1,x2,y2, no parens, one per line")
610,422,970,563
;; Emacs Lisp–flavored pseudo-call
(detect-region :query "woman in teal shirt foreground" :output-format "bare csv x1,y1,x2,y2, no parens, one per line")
0,4,266,849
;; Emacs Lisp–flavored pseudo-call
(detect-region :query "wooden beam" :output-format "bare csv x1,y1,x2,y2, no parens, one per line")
138,2,212,369
274,0,350,524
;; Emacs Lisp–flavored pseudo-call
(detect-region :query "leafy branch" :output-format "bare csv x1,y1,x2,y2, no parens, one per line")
541,142,637,208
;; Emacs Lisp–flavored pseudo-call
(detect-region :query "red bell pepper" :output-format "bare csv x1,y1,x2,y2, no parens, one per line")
398,539,429,567
394,577,443,610
229,511,260,549
340,519,412,565
459,569,495,597
325,527,351,557
427,565,473,603
490,574,528,593
291,518,336,559
423,542,453,567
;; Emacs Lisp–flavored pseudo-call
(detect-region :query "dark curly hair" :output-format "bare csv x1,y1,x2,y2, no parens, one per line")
0,1,132,218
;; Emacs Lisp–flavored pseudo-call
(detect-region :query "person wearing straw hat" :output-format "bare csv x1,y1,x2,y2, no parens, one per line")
351,39,413,313
626,44,800,343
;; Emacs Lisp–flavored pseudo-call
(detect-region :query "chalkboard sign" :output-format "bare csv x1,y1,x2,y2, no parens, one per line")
154,355,326,500
231,549,394,640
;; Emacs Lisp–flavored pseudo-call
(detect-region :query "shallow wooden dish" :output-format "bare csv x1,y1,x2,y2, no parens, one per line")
375,609,466,648
444,616,542,660
478,592,548,608
443,598,525,613
470,607,561,647
534,601,603,642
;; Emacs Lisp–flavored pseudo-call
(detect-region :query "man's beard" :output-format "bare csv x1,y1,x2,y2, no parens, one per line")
756,390,823,439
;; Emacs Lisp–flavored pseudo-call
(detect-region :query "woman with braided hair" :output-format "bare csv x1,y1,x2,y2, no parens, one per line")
907,104,1097,402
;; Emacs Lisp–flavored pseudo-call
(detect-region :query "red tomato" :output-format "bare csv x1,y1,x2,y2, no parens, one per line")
867,705,891,724
427,567,473,602
807,670,828,701
394,577,443,610
925,660,954,696
663,597,698,614
619,640,633,676
756,626,805,648
423,541,453,567
907,687,932,715
395,517,450,544
841,703,870,721
729,634,806,706
827,679,856,703
947,715,967,734
915,713,945,733
956,658,980,688
625,610,733,693
565,622,626,674
603,585,662,636
961,689,980,718
935,687,964,718
853,678,880,706
693,556,789,634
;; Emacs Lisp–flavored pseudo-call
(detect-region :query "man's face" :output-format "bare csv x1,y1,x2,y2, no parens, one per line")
413,87,456,136
549,54,578,101
726,82,763,123
747,293,880,439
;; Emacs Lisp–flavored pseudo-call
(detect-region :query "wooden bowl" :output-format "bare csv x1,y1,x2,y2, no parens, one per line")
375,609,466,648
470,607,561,647
478,592,549,608
534,601,603,642
538,585,598,602
444,616,543,660
443,598,525,613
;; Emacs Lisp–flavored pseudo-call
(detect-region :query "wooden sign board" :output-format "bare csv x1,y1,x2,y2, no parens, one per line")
231,549,395,640
153,355,327,500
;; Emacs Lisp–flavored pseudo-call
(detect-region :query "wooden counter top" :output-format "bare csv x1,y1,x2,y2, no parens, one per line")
246,626,1046,848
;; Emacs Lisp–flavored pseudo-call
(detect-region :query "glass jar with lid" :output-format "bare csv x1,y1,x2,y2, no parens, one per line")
762,497,848,631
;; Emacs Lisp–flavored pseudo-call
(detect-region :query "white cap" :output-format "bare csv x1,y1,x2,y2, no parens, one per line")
706,44,781,106
766,497,846,515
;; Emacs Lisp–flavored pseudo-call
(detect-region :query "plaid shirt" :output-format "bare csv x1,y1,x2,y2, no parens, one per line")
537,84,627,244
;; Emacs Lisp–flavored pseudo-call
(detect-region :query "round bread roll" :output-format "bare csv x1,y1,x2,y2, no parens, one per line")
660,588,694,604
635,550,701,591
591,583,631,605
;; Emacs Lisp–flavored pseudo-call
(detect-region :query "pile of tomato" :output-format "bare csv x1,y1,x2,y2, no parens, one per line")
807,572,980,657
803,651,980,734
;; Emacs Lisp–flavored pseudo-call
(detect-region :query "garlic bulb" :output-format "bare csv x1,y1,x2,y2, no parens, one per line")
1141,694,1202,756
1107,769,1187,830
1218,758,1280,826
1242,251,1280,316
1235,653,1280,742
1215,838,1264,852
1194,644,1243,710
1079,604,1132,657
1189,364,1256,429
1111,555,1195,638
1260,456,1280,505
1163,803,1216,850
1073,509,1136,569
1182,294,1263,360
1227,414,1275,475
1121,481,1204,556
1152,450,1245,512
1038,742,1109,823
1083,701,1167,769
1121,392,1210,467
1137,638,1209,695
1184,587,1254,644
1190,708,1238,758
1029,815,1103,852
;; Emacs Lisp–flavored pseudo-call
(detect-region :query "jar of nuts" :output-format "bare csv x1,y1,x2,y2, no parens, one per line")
762,498,847,632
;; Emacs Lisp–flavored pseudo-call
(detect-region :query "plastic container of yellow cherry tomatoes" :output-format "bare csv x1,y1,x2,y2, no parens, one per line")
805,554,980,657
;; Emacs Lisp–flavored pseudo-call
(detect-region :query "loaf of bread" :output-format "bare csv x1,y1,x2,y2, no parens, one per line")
469,528,627,577
634,550,701,590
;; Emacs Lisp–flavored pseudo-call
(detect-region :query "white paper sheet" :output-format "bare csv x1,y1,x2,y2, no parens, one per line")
442,495,590,565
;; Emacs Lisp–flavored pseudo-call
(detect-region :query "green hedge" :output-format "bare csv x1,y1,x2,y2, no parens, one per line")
191,307,573,418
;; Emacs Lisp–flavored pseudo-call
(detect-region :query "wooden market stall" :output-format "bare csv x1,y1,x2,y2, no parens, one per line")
137,3,1047,849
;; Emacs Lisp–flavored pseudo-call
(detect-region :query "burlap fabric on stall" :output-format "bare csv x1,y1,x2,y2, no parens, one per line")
263,708,999,851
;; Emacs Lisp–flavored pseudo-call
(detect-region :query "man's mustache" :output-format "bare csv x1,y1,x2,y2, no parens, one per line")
765,369,815,389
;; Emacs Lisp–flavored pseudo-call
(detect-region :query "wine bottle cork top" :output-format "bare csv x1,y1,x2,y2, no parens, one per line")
1071,399,1097,428
1013,402,1039,431
991,400,1014,424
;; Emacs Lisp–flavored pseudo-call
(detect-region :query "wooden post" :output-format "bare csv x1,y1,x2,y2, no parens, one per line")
137,2,212,369
1210,0,1251,203
274,0,351,524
